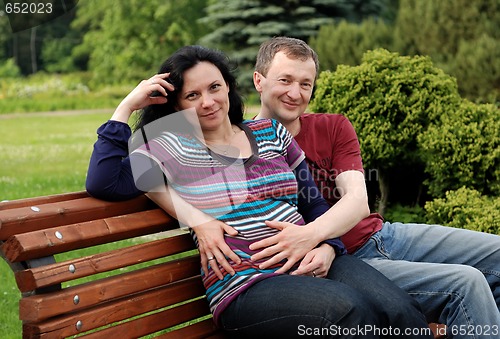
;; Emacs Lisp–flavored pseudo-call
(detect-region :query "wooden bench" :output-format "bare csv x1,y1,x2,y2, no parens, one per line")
1,191,446,339
0,191,226,339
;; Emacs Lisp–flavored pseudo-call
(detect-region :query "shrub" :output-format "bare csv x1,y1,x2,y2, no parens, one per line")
310,49,461,169
0,59,21,78
309,48,461,212
418,100,500,197
425,187,500,234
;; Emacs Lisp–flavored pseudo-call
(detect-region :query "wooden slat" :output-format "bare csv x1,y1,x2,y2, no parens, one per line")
15,233,195,292
20,255,201,322
0,195,154,240
0,191,88,211
1,208,177,263
23,277,206,339
158,318,223,339
82,298,213,339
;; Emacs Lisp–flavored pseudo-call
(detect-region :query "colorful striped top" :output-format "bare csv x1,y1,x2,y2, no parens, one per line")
130,119,305,322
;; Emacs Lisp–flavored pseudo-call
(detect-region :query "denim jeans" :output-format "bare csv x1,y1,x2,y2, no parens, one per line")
219,254,432,338
354,222,500,338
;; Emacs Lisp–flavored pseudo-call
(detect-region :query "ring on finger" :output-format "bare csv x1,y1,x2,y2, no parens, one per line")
150,79,156,85
312,270,317,277
207,256,215,261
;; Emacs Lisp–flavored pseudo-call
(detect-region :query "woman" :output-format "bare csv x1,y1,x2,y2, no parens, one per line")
86,45,432,338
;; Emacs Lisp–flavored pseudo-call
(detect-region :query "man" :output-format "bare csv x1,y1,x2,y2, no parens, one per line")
252,36,500,336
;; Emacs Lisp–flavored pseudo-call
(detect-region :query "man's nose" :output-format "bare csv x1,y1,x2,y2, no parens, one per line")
287,81,301,99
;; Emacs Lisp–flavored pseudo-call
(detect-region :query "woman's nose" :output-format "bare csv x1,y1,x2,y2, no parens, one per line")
201,94,215,108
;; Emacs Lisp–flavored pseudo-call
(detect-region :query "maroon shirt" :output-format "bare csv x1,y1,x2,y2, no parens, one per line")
294,113,383,253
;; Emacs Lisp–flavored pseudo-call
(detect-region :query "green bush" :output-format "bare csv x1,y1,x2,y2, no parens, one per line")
425,187,500,234
310,49,461,170
383,203,426,223
309,18,393,72
0,58,21,78
418,100,500,197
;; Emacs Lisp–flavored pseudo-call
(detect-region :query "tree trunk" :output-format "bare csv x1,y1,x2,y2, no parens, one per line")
377,169,389,216
30,27,37,74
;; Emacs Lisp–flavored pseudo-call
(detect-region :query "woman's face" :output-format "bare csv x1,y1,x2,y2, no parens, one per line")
177,61,230,132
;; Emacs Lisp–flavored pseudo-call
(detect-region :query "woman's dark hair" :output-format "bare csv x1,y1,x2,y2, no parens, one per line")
133,45,244,132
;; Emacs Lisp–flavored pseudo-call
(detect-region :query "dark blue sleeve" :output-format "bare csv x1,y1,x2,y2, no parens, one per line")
294,160,346,256
85,120,143,201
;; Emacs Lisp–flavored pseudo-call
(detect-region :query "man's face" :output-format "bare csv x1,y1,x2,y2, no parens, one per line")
254,51,316,123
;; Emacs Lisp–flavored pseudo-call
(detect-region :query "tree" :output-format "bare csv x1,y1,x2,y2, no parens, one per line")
309,17,393,72
452,34,500,102
200,0,390,92
0,9,11,59
72,0,207,87
393,0,500,101
309,49,461,214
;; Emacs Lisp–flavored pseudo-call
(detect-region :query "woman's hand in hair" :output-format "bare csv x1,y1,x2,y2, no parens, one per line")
111,73,173,123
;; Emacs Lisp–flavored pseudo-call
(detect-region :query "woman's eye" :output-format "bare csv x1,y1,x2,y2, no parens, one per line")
186,93,198,100
211,84,221,90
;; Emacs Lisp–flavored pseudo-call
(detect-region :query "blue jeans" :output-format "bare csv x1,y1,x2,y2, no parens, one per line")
354,222,500,338
219,254,432,338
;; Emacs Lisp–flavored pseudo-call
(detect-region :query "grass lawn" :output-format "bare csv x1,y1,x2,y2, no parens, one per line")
0,110,113,338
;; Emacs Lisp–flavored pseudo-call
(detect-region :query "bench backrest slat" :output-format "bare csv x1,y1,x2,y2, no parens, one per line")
82,298,212,339
23,277,206,338
0,191,89,211
15,233,195,292
20,254,201,322
2,208,175,262
0,195,154,240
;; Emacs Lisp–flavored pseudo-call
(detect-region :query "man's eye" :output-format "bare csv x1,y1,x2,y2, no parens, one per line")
278,79,291,84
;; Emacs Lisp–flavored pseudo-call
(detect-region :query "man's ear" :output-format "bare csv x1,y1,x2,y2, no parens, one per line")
253,72,263,93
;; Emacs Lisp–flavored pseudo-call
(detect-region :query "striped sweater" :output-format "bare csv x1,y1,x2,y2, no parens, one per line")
130,118,306,322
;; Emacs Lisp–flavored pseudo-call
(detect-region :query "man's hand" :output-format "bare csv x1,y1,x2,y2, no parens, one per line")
249,220,321,273
291,243,336,278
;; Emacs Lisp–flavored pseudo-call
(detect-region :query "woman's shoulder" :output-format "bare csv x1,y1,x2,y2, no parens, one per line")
243,118,282,131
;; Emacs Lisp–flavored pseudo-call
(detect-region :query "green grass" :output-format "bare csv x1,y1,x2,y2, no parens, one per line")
0,73,129,114
0,111,113,338
0,111,113,200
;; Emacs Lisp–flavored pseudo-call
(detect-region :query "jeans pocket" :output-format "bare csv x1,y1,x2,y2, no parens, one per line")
355,231,390,260
372,231,391,258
